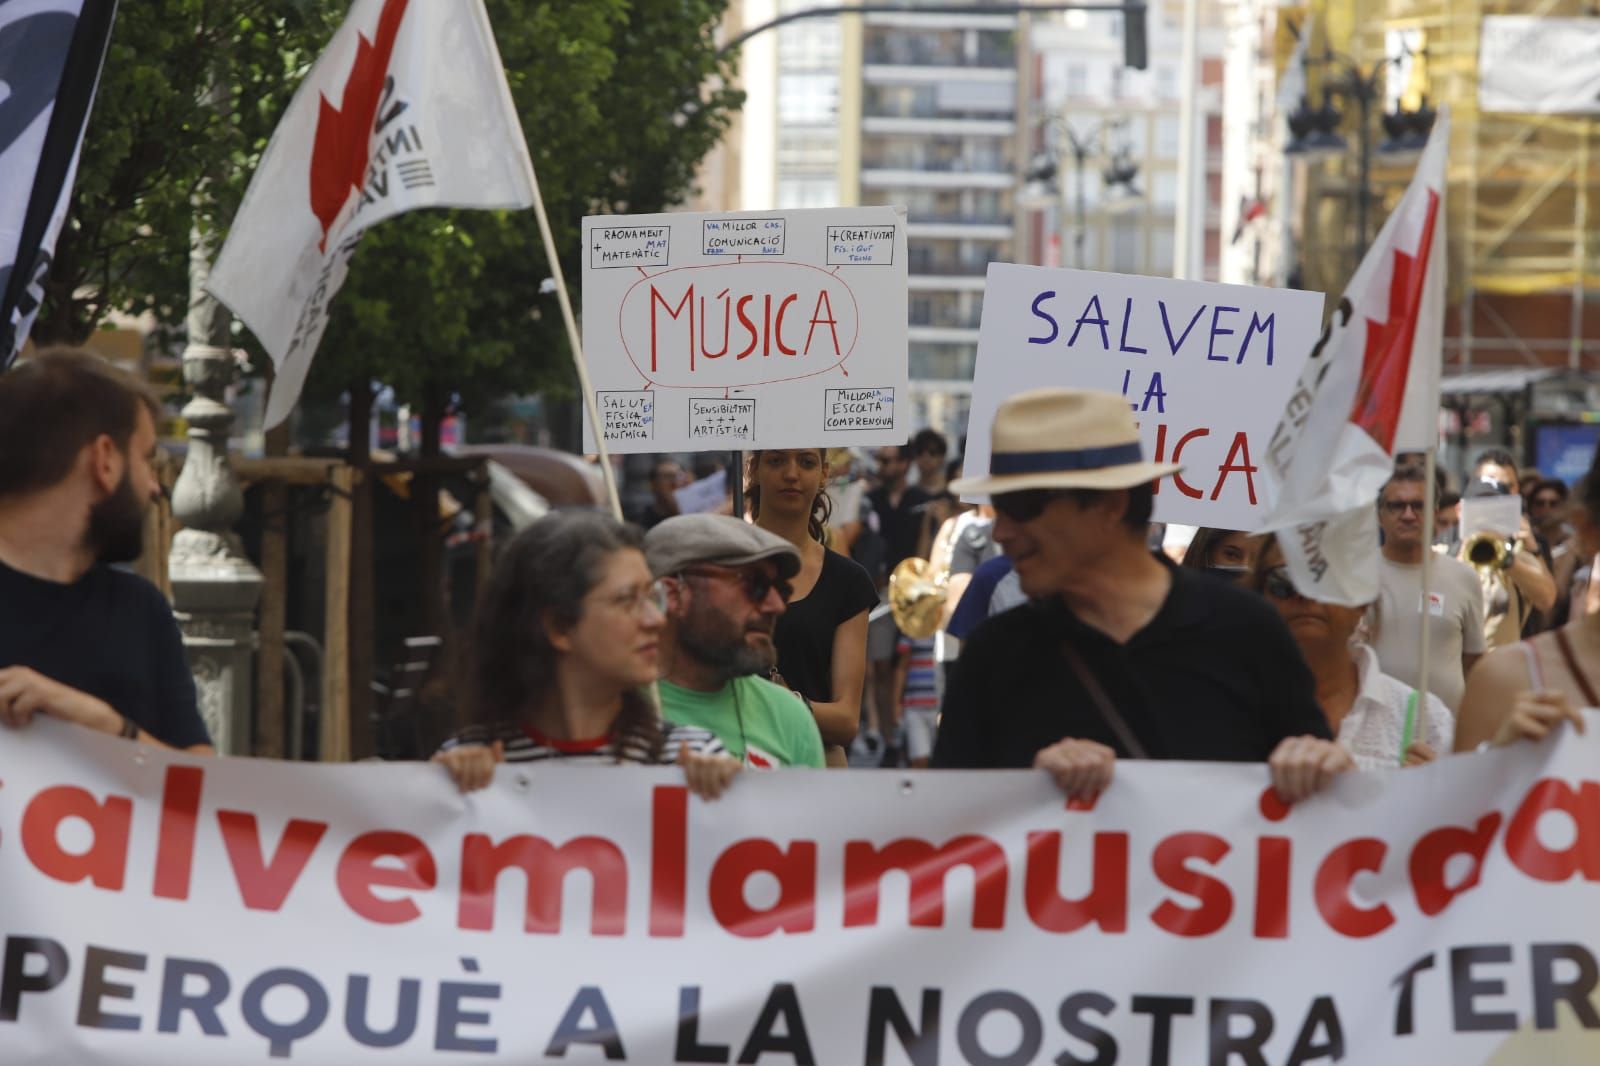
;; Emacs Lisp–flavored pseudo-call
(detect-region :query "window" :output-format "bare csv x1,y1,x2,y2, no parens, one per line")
1111,219,1141,273
1156,116,1181,157
776,178,837,209
1067,64,1088,98
778,74,837,123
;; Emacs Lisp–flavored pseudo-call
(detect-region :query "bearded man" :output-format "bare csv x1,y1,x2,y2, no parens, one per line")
0,349,212,751
647,514,824,768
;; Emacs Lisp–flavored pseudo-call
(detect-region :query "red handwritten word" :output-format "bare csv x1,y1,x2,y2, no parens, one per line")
1143,423,1261,505
12,769,1599,940
621,262,859,390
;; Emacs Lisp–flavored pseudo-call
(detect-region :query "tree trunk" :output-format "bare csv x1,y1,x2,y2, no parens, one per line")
346,381,377,759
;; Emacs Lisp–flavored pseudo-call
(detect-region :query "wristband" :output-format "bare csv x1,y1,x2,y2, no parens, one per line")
118,715,139,740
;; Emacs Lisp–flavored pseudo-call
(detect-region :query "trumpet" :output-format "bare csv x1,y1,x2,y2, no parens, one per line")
1463,530,1514,572
889,557,949,639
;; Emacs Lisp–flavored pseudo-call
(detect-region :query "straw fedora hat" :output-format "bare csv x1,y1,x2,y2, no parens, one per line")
949,387,1181,496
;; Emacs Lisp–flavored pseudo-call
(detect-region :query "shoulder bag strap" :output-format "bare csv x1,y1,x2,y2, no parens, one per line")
1552,628,1600,707
1060,640,1149,759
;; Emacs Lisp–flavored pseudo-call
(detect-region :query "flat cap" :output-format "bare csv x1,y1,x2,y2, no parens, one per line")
645,514,801,579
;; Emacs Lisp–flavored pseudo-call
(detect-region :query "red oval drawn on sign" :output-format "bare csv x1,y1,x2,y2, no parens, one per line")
618,261,861,390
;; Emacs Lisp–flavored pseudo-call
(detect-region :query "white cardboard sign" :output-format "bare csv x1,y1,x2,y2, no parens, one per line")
581,207,909,453
965,264,1325,531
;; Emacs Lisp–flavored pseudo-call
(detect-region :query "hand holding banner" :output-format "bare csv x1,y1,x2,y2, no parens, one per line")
2,713,1597,1062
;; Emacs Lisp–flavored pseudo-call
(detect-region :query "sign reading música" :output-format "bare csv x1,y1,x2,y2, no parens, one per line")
580,207,909,453
964,265,1324,531
2,716,1598,1063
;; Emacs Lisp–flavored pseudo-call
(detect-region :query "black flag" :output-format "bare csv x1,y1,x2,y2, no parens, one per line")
0,0,119,368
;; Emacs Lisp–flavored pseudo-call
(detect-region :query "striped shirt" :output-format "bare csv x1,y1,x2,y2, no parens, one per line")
440,719,725,766
897,635,940,711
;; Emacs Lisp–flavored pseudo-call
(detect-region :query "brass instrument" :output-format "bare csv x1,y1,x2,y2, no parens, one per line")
889,557,949,639
1463,530,1514,573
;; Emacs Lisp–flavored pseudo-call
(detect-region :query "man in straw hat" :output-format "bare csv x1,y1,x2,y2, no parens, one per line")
932,388,1349,804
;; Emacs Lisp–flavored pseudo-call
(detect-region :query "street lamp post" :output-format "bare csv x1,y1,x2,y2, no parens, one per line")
1024,117,1141,270
1286,48,1436,261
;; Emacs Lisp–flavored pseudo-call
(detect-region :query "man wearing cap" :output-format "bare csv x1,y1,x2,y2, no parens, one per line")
646,514,826,769
933,388,1347,805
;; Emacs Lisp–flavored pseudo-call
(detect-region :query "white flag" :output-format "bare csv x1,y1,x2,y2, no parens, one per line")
1261,107,1450,606
207,0,535,428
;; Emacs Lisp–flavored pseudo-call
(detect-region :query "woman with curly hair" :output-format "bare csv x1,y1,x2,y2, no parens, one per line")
434,510,737,797
745,449,877,761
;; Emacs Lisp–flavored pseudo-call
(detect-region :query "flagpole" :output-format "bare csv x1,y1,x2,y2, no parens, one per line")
476,0,621,521
524,169,623,520
1413,449,1437,760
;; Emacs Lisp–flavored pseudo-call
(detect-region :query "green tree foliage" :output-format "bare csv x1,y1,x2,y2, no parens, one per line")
314,0,742,416
36,0,743,421
34,1,340,346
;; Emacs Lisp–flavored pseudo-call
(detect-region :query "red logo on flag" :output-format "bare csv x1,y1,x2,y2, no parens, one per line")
309,0,410,251
1349,189,1441,453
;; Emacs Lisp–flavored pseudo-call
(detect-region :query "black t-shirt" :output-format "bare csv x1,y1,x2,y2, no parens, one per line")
0,559,211,749
933,558,1329,768
868,484,932,575
774,550,878,702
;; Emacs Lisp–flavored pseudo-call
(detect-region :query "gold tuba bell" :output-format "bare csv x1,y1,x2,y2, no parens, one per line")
889,557,949,639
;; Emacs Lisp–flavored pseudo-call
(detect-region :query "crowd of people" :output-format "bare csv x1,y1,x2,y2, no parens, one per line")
1,348,1596,809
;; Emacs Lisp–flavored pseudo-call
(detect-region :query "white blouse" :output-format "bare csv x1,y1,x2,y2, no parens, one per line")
1337,644,1455,771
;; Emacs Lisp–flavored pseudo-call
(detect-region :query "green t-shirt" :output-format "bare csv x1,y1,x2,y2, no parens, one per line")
659,676,825,769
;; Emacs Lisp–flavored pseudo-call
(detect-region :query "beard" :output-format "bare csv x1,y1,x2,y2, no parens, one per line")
675,597,776,682
87,472,147,564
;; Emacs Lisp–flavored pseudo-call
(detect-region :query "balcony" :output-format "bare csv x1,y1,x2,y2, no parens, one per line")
907,253,993,277
863,40,1014,69
862,153,1011,174
909,307,985,330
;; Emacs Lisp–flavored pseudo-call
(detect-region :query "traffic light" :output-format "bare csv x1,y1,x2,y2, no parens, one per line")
1123,2,1148,70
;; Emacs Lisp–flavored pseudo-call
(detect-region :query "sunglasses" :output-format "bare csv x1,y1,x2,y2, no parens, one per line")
680,565,792,605
992,489,1063,523
1380,499,1425,515
1260,566,1302,601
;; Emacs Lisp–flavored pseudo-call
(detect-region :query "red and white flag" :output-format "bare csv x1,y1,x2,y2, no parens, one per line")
1261,107,1449,606
207,0,535,428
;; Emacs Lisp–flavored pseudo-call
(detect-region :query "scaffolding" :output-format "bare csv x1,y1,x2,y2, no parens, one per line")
1297,0,1600,372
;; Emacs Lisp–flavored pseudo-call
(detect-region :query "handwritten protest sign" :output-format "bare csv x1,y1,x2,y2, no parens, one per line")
3,716,1598,1063
964,265,1325,530
581,207,908,453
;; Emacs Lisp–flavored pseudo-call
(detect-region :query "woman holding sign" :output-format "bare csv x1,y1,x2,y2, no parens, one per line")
746,449,877,763
434,511,739,796
1250,535,1452,769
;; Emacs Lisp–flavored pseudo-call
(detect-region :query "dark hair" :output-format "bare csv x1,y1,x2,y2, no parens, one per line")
1472,448,1518,475
745,449,832,543
1580,442,1600,527
1063,481,1154,533
464,510,660,759
912,428,948,458
1379,465,1437,508
650,457,680,481
1182,527,1237,571
0,348,162,500
1533,478,1569,503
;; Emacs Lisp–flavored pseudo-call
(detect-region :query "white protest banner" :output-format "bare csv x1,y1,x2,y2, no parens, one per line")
1480,16,1600,115
580,207,908,453
5,716,1600,1063
207,0,536,429
964,266,1323,530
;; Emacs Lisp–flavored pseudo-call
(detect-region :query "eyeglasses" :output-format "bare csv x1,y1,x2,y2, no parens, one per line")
598,579,669,618
1261,566,1303,601
1381,499,1425,515
992,489,1065,524
679,565,792,605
